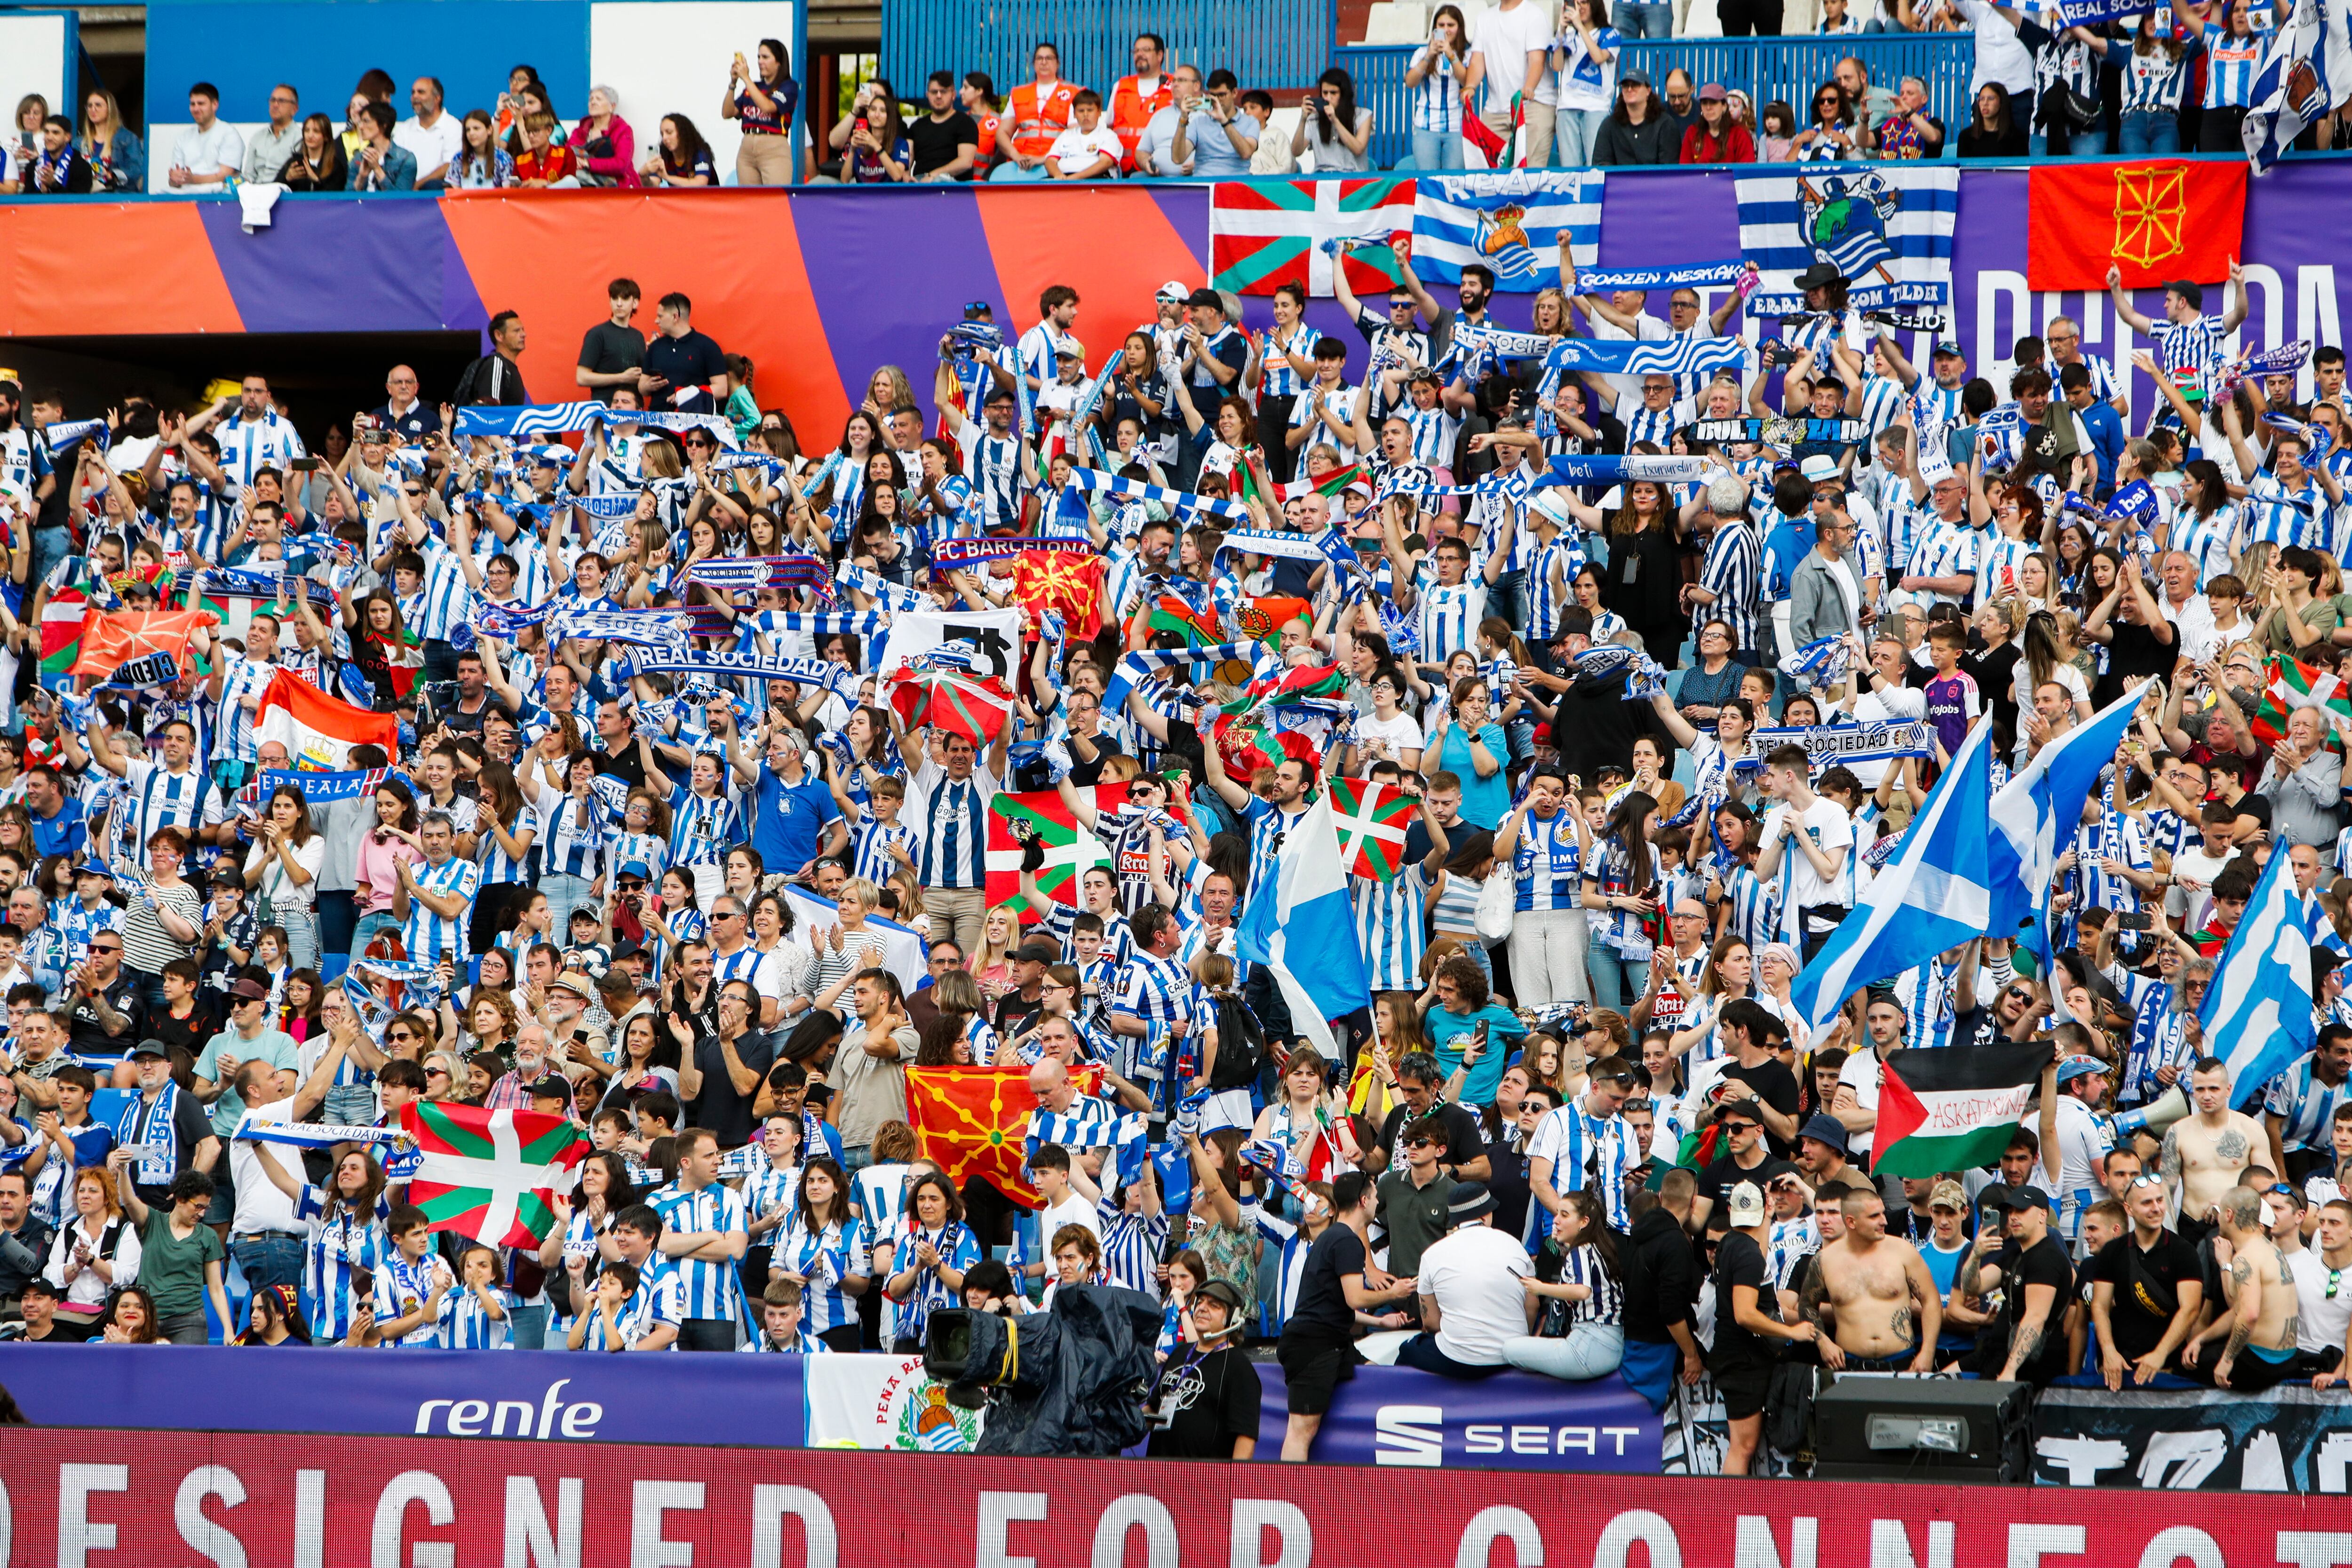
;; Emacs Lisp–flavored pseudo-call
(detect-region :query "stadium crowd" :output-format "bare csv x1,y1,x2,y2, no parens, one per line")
0,0,2335,199
0,234,2345,1471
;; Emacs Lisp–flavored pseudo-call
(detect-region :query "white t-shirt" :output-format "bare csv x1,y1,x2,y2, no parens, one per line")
2290,1247,2352,1354
1471,0,1560,107
394,112,466,180
1847,685,1926,790
1355,711,1425,771
229,1099,305,1237
1046,124,1125,175
1417,1222,1534,1365
1038,1190,1103,1250
1772,796,1855,917
1836,1047,1881,1157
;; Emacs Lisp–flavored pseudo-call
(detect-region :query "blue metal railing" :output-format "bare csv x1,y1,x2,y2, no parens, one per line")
880,0,1338,103
1344,35,1972,169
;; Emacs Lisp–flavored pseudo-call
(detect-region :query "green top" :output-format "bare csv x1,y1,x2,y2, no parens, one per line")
139,1207,224,1320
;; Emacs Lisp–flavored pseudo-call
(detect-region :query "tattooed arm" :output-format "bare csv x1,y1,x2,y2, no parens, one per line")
1997,1281,2058,1382
1799,1257,1844,1370
1904,1245,1942,1373
2215,1256,2258,1389
2159,1125,2184,1214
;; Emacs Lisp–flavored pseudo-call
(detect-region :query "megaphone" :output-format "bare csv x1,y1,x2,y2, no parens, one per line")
2114,1084,2192,1142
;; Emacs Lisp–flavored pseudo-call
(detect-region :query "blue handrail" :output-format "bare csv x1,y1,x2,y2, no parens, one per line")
880,0,1338,107
1343,34,1973,169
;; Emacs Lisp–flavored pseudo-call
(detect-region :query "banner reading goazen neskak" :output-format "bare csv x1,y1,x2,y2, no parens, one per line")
1,1428,2346,1566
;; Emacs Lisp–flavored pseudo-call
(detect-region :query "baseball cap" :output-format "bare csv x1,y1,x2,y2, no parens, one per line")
1698,82,1727,102
616,860,653,883
128,1039,170,1060
1196,1277,1249,1313
72,858,113,879
1928,1179,1969,1212
526,1076,572,1102
1799,454,1842,485
1156,280,1191,303
227,977,270,1002
1726,1180,1768,1225
2007,1186,2052,1212
1931,341,1965,359
1014,939,1060,966
2055,1055,2106,1086
1184,287,1225,310
1620,68,1652,87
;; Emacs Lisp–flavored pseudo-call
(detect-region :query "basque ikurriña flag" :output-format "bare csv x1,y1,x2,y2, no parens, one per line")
1212,177,1417,297
394,1101,588,1245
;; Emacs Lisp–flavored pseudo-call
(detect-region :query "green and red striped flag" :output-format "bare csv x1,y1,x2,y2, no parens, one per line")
1236,459,1368,508
2251,655,2352,749
1224,661,1350,717
1328,777,1416,881
1870,1042,2051,1178
985,782,1129,913
394,1101,589,1246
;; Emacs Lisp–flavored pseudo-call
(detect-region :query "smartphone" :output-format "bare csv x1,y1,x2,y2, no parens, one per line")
2114,912,2154,931
288,457,321,473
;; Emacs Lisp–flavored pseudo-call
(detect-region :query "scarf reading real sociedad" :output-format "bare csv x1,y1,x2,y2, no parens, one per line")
1064,466,1253,523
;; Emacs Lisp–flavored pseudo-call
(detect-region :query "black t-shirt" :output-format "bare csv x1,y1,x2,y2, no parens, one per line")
689,1027,777,1149
596,744,649,793
993,989,1044,1040
144,996,221,1062
1147,1344,1263,1458
2002,1231,2075,1383
908,110,980,176
1710,1230,1779,1369
644,330,729,398
1287,1221,1367,1338
1697,1153,1798,1216
1718,1059,1804,1158
578,320,646,377
1377,1099,1484,1172
2097,620,2173,708
2089,1229,2200,1364
66,972,145,1056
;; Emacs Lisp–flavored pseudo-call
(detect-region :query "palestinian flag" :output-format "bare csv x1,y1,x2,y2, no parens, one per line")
1225,661,1350,716
889,670,1015,746
1871,1042,2050,1178
1147,594,1222,648
2251,655,2352,749
986,782,1129,911
1328,777,1416,881
1239,460,1368,507
393,1101,588,1246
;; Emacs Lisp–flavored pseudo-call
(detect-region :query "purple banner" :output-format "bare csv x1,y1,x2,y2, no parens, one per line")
1250,1362,1663,1471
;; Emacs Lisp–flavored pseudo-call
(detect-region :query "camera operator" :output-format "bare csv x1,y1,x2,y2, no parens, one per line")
1146,1278,1261,1459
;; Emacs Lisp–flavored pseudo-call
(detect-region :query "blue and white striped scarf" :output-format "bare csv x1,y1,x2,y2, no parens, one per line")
518,493,638,522
622,648,861,698
1213,529,1332,571
43,418,109,456
189,568,337,606
1571,644,1668,699
1103,641,1279,716
1533,453,1711,489
1574,260,1748,292
633,410,738,447
710,452,794,475
760,611,888,641
454,403,607,438
552,607,696,647
1065,466,1252,523
1542,335,1749,378
687,552,833,597
835,562,926,613
472,597,556,638
1778,634,1849,691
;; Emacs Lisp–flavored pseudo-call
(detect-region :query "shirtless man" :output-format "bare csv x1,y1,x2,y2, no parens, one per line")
2162,1057,2268,1235
2188,1186,2303,1391
1803,1188,1941,1373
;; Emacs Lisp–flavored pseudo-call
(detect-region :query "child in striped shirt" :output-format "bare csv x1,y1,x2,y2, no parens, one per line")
842,775,916,889
437,1243,515,1349
740,1277,832,1353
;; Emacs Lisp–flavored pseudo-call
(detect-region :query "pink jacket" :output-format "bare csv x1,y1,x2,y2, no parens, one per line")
574,113,640,187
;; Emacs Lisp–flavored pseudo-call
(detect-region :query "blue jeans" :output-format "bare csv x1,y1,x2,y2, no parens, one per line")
1410,128,1466,170
989,161,1050,182
539,873,594,950
1589,948,1645,1012
30,527,71,610
1552,106,1608,167
232,1232,303,1296
353,910,403,953
1620,2,1674,35
2119,109,2180,153
509,1303,549,1349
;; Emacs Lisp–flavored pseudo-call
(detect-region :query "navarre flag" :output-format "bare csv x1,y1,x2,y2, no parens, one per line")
2250,654,2352,748
2245,0,2352,171
2026,161,2247,290
1211,177,1417,298
1327,777,1416,881
1871,1041,2052,1178
986,782,1129,910
71,608,218,690
254,668,402,769
906,1063,1104,1205
393,1100,588,1245
1737,166,1960,318
889,670,1016,746
1013,549,1105,642
1411,170,1603,290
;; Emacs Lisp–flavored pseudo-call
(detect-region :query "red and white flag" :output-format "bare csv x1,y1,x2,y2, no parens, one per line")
254,669,402,770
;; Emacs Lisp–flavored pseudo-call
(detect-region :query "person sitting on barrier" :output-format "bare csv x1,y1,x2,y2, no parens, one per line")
1396,1180,1530,1377
2089,1178,2202,1388
1146,1277,1261,1460
2182,1183,2305,1391
1503,1187,1626,1381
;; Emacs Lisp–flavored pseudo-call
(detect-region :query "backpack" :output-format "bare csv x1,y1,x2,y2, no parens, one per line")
1207,992,1264,1091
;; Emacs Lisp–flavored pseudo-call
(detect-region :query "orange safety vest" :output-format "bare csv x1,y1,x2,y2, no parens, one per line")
1008,80,1078,157
1109,74,1174,169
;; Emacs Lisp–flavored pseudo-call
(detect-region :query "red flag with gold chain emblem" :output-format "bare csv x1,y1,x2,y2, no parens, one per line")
1013,549,1104,641
905,1064,1106,1205
2026,161,2246,292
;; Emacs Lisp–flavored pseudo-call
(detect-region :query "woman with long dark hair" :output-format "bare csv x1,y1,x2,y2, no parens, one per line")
1957,82,2027,157
541,1149,634,1328
254,1145,390,1344
279,111,348,190
1597,477,1685,667
1503,1189,1626,1380
245,783,325,971
1582,790,1661,1011
446,108,514,189
642,112,718,185
1292,67,1374,171
775,1155,870,1351
725,38,801,185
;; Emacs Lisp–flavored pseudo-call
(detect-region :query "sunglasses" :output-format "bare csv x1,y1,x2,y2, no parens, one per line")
1721,1122,1759,1135
426,1067,451,1079
89,945,119,955
2332,1268,2344,1302
1405,1136,1437,1149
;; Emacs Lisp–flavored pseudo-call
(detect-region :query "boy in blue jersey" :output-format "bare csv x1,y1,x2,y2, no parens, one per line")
741,1276,831,1352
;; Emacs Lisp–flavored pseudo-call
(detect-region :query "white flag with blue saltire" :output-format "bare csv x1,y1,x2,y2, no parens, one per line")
1237,790,1372,1062
1985,684,2145,956
1788,717,1993,1033
2244,0,2352,170
1736,167,1960,318
1411,170,1602,291
2199,836,2313,1109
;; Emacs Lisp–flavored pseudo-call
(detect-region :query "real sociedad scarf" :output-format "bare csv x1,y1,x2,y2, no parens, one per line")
633,409,738,447
1778,634,1850,690
1732,720,1933,772
1212,529,1333,571
1574,260,1750,292
760,611,888,641
1541,336,1750,377
189,568,336,606
552,608,695,648
709,451,794,475
258,766,413,803
43,419,109,456
795,450,844,504
621,648,861,698
518,493,639,523
1685,417,1869,450
2265,411,2338,461
1570,644,1669,699
118,1081,183,1186
688,553,833,597
232,1107,400,1152
1103,641,1278,716
1064,466,1252,523
834,561,926,613
1533,453,1711,488
454,403,607,438
927,536,1093,568
472,597,556,638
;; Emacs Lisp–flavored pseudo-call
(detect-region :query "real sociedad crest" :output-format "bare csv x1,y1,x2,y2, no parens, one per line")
1473,201,1541,281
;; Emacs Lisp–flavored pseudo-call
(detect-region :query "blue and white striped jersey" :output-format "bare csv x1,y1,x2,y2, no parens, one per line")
1355,862,1429,993
400,854,479,966
909,760,997,890
1526,1102,1643,1234
373,1252,452,1346
1260,325,1322,400
667,780,744,869
213,652,277,765
214,411,307,489
296,1186,390,1343
1699,520,1760,653
1513,809,1583,913
119,760,227,860
401,537,474,643
2245,471,2325,550
2151,316,2228,406
773,1215,867,1336
436,1282,515,1349
1408,42,1464,132
2201,20,2268,107
1413,562,1488,665
651,1180,749,1321
537,791,606,881
2264,1050,2351,1152
894,1220,981,1345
